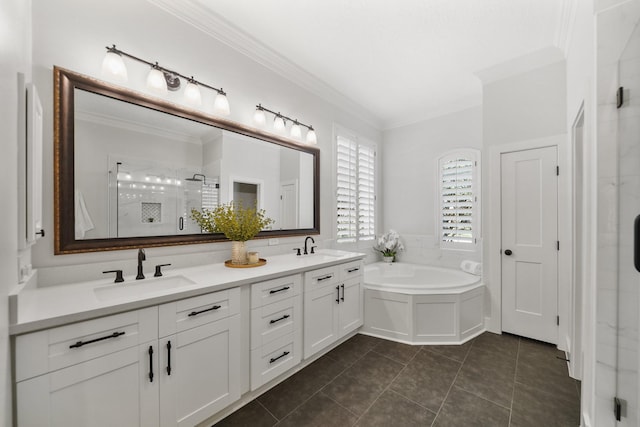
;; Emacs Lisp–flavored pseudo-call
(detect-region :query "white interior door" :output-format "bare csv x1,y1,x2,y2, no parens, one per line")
280,181,298,229
501,145,558,344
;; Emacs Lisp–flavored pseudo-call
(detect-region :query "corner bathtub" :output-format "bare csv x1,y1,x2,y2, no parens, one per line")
362,263,485,345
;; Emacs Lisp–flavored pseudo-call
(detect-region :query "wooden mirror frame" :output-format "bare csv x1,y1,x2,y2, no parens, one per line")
54,66,320,254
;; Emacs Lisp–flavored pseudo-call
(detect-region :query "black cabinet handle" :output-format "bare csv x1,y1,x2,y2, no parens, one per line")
188,304,221,317
504,249,513,256
341,284,345,301
635,214,640,273
179,216,184,231
148,345,154,382
269,286,290,294
318,275,333,282
270,314,290,324
166,341,172,375
69,331,125,349
269,351,290,364
336,285,340,303
347,267,360,273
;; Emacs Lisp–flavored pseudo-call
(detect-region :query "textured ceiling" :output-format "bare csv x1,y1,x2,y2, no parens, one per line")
154,0,571,128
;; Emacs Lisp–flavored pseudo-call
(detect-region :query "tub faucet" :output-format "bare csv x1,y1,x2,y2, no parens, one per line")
304,236,315,255
136,248,146,280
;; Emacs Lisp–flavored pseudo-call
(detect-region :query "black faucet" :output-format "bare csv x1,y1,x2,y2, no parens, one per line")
136,248,146,280
304,236,315,255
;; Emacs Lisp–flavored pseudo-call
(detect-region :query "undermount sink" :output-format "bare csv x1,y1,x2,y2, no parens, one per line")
94,275,196,301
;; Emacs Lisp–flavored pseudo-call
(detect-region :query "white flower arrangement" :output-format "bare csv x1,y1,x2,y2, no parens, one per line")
373,229,405,259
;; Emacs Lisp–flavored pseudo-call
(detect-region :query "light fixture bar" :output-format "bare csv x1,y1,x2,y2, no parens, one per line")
105,45,227,96
255,103,314,132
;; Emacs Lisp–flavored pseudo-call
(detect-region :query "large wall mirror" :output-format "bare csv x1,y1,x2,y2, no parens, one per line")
54,67,319,254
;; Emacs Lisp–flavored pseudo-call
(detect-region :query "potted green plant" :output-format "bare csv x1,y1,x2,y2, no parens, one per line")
191,202,274,265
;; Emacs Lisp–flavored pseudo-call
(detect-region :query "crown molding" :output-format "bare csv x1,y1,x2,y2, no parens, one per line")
148,0,381,129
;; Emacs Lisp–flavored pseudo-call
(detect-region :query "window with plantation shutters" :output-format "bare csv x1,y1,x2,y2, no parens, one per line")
336,134,376,243
438,150,479,250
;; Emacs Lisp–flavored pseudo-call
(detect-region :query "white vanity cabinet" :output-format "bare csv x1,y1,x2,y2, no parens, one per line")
250,274,302,390
158,288,241,427
303,260,363,358
15,307,160,427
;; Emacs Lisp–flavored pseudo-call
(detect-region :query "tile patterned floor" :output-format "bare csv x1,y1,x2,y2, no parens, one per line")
215,332,581,427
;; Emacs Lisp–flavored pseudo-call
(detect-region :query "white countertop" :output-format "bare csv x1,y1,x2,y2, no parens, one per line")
10,250,365,335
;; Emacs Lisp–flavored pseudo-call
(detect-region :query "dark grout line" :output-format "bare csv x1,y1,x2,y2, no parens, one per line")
256,399,280,424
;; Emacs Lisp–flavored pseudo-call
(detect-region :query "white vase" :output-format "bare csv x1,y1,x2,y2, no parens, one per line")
383,256,394,263
231,241,247,265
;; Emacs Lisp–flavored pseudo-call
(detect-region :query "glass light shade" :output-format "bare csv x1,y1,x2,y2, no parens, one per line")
253,108,266,126
213,93,230,115
306,128,317,144
101,51,128,82
290,123,302,139
146,68,168,95
273,115,286,132
184,81,202,106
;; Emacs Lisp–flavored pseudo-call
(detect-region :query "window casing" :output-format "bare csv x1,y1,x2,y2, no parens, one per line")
438,149,480,250
336,134,376,243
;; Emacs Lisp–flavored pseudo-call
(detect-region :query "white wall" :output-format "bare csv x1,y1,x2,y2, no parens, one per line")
28,0,380,283
381,106,482,268
0,0,31,424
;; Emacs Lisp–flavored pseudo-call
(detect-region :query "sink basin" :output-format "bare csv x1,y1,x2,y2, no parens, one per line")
94,275,196,301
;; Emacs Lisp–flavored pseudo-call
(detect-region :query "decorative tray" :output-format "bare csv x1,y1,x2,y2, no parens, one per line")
224,258,267,268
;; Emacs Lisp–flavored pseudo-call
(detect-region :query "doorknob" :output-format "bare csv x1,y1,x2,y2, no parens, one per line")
504,249,513,256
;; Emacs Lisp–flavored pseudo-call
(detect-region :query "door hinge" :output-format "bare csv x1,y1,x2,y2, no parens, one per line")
614,397,625,421
556,315,560,326
556,166,559,176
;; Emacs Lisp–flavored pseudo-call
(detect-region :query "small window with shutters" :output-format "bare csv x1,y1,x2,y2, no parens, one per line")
336,133,376,243
438,149,480,250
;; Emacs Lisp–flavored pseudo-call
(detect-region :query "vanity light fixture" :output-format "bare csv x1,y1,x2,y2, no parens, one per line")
101,44,230,115
253,104,317,144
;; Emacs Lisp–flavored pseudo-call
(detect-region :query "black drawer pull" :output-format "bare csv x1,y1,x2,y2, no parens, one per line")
69,331,125,349
635,214,640,273
188,304,221,317
341,283,345,301
347,267,360,273
148,345,154,382
269,351,290,364
317,275,333,282
269,286,290,294
336,285,340,303
166,341,172,376
270,314,290,324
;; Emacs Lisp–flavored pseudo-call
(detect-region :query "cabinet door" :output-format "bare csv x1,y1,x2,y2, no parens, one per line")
160,315,241,427
17,343,159,427
339,276,363,337
304,283,340,358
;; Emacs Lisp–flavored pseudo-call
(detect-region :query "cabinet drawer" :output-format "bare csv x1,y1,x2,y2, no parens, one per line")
251,294,301,349
251,274,301,308
304,265,340,290
339,260,363,281
15,306,158,382
159,287,240,337
250,332,301,391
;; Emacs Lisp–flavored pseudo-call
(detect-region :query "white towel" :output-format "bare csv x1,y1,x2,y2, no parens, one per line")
75,190,95,239
460,260,482,276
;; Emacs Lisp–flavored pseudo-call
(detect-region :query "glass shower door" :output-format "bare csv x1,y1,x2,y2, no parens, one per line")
616,19,640,426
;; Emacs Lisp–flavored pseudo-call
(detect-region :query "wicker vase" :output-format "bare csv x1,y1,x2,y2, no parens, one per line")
231,241,247,265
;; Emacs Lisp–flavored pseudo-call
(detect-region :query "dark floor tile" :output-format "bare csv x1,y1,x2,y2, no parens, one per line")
349,333,385,351
214,400,277,427
390,350,461,412
372,339,420,364
325,338,373,366
422,339,474,362
511,381,580,427
322,372,383,416
454,347,516,407
342,351,405,393
471,332,519,359
275,392,357,427
355,390,436,427
433,386,510,427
